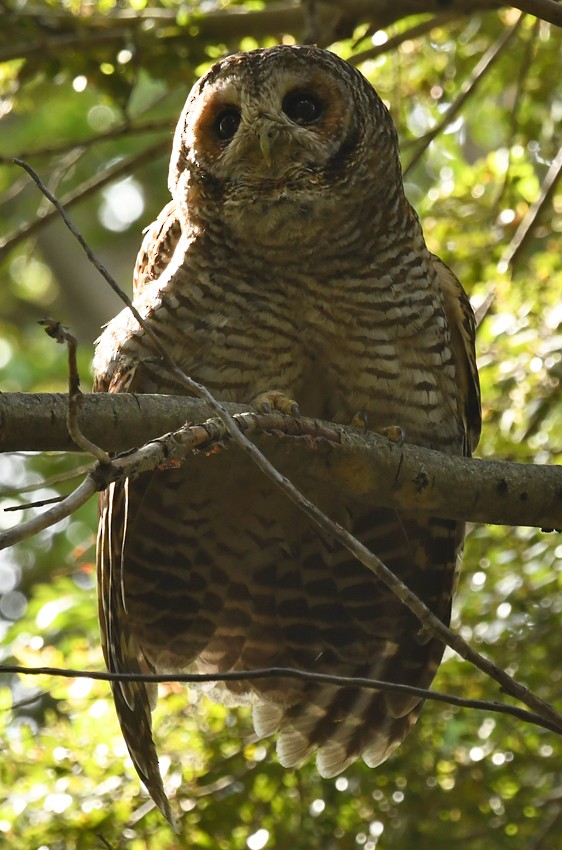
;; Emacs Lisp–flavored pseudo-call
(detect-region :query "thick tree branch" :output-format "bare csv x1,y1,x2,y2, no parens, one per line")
1,392,561,532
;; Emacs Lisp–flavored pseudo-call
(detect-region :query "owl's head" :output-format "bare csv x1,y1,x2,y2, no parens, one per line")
169,46,403,243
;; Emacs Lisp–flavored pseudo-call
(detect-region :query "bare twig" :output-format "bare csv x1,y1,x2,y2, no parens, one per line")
95,834,115,850
498,142,562,271
38,318,110,463
12,159,162,338
0,120,172,165
2,662,560,737
472,289,497,328
0,476,96,548
404,16,524,176
492,18,540,213
1,142,168,258
348,12,460,66
4,496,63,512
0,463,92,496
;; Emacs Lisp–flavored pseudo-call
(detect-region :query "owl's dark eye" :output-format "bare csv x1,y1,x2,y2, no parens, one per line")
214,108,241,141
282,91,323,125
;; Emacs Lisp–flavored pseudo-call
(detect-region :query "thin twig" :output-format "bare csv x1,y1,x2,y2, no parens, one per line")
13,161,562,742
13,160,163,338
95,834,115,850
348,13,460,67
404,16,524,176
4,496,63,512
1,141,168,258
38,318,110,463
492,18,540,214
0,477,97,547
472,289,496,328
498,141,562,271
0,120,171,165
2,663,560,737
0,463,92,496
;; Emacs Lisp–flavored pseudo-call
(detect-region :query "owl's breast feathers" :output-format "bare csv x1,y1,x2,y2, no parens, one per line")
94,44,481,820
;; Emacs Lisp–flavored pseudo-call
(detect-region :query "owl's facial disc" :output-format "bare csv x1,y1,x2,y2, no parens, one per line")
186,69,355,188
168,47,388,241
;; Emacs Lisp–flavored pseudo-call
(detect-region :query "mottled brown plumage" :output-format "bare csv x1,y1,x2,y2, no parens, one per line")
94,45,481,821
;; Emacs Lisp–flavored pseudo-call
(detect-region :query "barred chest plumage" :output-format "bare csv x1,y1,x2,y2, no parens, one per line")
95,225,463,454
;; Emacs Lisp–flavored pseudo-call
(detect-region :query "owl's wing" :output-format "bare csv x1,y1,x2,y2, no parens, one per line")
433,255,482,456
97,475,176,827
133,199,182,294
94,200,183,814
94,356,176,826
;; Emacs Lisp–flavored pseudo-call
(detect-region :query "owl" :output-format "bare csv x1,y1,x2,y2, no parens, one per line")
94,45,481,822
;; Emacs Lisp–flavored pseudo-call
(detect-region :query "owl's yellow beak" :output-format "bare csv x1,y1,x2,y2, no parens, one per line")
258,130,272,167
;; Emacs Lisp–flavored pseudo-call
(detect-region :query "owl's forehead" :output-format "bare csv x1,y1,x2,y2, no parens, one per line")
191,46,360,108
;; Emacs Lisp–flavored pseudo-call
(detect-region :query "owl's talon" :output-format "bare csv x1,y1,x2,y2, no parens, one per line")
350,411,369,430
253,390,300,417
350,414,404,444
378,425,405,445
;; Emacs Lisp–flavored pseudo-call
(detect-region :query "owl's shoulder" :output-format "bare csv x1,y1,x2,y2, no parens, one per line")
134,199,183,293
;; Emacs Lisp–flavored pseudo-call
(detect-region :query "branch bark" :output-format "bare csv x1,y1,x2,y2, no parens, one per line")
1,392,561,531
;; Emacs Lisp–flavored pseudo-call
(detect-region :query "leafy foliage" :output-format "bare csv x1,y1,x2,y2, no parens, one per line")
0,2,561,847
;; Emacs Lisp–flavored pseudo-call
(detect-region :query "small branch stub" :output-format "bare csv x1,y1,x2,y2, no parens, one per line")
38,318,111,464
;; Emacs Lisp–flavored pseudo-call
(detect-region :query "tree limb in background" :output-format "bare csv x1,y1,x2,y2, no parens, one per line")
498,142,562,271
0,120,172,166
507,0,562,25
404,15,524,176
0,142,168,258
3,2,561,72
491,17,540,214
348,12,461,66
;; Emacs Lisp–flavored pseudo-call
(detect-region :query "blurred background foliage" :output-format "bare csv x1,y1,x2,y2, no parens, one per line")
0,1,561,848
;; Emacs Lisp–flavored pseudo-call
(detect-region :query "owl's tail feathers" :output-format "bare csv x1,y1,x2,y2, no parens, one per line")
110,666,177,830
253,684,423,778
98,482,177,829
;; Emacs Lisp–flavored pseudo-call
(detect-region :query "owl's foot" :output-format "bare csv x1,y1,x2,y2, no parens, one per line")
350,410,369,430
253,390,301,417
350,411,404,444
378,425,405,444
